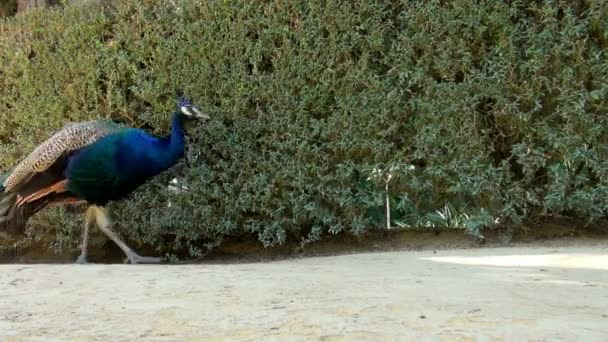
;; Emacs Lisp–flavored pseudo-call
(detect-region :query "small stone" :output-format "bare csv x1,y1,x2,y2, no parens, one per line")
419,315,426,319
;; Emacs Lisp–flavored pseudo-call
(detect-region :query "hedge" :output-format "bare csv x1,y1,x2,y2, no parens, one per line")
0,0,607,258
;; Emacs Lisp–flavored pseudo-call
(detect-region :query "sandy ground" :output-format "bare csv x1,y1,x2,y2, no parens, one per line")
1,244,607,341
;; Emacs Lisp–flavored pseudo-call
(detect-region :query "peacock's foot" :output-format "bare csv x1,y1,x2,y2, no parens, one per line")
74,254,89,264
124,252,162,264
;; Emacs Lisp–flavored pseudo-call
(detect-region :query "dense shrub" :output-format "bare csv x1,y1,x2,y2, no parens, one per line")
0,0,607,257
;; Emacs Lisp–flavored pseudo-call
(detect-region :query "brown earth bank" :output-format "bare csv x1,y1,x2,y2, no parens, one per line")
1,217,608,264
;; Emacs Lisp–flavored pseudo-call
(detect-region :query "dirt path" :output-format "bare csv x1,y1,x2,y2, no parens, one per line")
1,243,608,341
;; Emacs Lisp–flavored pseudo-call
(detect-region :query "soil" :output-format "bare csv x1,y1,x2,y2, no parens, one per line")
1,241,607,341
0,221,608,342
0,218,607,340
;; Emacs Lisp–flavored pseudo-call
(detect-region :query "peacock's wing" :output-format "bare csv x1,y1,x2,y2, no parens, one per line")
2,120,122,193
0,120,122,235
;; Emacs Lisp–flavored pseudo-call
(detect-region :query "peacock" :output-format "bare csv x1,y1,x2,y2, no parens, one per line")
0,91,208,264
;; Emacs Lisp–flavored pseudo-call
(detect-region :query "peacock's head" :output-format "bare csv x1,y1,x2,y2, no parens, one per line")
176,89,209,121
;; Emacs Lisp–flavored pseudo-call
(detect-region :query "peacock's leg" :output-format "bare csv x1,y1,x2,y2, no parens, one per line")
91,206,162,264
75,206,95,264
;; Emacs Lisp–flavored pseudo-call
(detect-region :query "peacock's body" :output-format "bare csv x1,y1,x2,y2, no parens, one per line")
0,92,208,263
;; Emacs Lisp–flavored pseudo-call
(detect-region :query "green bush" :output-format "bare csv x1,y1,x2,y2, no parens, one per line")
0,0,607,257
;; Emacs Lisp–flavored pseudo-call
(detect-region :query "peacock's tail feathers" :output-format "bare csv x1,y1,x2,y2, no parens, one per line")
3,120,123,192
0,191,81,236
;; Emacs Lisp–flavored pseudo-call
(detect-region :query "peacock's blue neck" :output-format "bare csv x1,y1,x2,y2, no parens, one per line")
167,111,185,160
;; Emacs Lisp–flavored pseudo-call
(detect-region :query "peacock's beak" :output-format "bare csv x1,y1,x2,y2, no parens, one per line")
191,106,210,120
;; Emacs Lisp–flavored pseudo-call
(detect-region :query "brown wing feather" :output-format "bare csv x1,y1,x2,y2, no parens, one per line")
12,152,70,198
3,120,121,192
